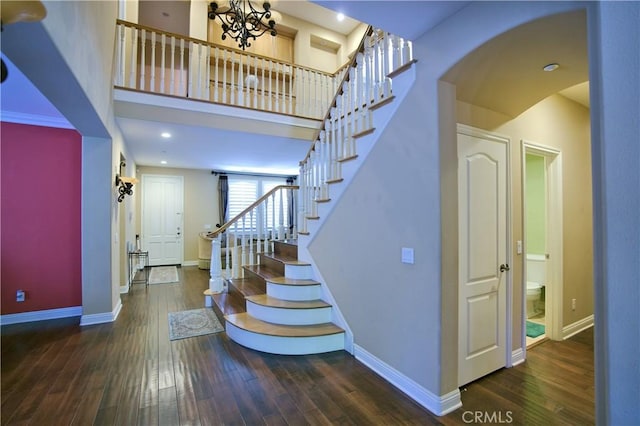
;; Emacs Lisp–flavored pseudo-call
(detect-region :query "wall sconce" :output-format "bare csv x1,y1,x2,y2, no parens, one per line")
115,174,138,202
115,161,138,202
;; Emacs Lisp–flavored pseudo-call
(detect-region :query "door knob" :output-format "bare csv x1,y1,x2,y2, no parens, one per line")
500,263,510,272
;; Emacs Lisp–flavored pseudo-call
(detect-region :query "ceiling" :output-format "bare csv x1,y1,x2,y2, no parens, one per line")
1,1,590,175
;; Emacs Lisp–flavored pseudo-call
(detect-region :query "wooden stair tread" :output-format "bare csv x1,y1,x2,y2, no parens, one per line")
227,278,265,297
243,264,283,280
226,313,343,337
263,252,310,266
246,294,330,309
268,276,320,286
211,290,246,316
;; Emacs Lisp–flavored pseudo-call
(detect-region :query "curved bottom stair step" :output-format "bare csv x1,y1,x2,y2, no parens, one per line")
225,312,345,355
246,295,333,325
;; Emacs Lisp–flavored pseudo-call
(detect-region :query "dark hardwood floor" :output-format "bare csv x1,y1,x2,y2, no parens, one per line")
1,266,594,425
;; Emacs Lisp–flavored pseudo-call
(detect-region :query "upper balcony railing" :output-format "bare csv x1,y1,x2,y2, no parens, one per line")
114,20,347,120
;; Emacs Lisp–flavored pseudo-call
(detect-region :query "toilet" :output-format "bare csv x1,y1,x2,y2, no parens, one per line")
526,281,543,318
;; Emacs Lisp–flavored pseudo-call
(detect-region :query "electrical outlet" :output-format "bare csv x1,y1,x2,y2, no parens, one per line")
16,290,25,302
571,298,576,311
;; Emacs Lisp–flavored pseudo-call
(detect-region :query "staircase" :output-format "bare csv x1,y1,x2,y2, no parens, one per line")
204,27,416,356
210,240,345,355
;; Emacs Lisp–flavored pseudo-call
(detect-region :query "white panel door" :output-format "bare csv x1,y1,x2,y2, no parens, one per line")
142,175,184,266
458,128,509,387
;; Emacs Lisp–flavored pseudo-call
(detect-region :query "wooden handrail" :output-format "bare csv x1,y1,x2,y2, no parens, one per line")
300,26,374,165
207,185,299,238
116,19,338,78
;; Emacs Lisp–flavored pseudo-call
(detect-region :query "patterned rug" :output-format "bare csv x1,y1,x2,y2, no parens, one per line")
149,266,179,284
168,308,224,340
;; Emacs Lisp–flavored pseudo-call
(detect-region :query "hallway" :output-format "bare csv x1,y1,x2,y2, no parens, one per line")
1,266,593,425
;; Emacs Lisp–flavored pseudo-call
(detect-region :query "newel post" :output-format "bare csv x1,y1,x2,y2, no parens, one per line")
209,236,224,293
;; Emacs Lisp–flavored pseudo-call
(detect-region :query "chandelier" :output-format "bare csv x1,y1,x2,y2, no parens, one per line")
208,1,278,50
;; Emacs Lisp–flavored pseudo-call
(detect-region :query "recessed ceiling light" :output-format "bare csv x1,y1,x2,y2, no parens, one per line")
161,132,171,138
337,13,345,22
543,63,560,72
161,160,167,165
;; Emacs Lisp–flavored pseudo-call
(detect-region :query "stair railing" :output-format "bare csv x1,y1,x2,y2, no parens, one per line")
298,28,414,235
114,20,342,119
206,185,298,292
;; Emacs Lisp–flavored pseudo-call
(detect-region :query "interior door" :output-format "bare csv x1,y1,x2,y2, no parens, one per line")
142,175,184,266
458,127,509,386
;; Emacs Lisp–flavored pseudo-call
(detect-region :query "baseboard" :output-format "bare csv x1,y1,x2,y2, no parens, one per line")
120,285,130,294
182,260,198,267
511,347,526,366
0,306,82,326
80,299,123,326
354,344,462,416
563,314,594,340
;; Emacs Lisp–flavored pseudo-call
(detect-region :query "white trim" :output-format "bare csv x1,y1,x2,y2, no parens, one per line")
354,344,462,416
120,285,130,294
563,315,594,340
0,306,82,325
182,260,198,267
522,141,563,342
511,348,526,366
1,111,73,129
80,299,123,326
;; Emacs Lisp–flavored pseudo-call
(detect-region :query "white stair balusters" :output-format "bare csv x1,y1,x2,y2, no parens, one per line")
297,29,414,228
114,20,342,119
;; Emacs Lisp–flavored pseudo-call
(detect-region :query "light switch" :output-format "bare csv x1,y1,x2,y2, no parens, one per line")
401,247,414,264
516,240,523,254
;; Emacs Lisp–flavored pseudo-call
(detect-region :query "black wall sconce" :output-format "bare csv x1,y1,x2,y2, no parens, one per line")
115,161,138,202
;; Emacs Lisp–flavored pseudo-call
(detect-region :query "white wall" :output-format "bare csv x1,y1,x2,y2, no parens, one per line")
308,0,590,407
588,2,640,424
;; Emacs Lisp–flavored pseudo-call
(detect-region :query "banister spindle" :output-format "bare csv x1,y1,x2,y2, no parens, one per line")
232,222,239,278
249,210,254,264
139,29,146,90
275,63,280,113
222,49,228,104
188,41,195,97
261,58,266,111
115,24,124,86
160,34,166,93
278,189,284,240
179,39,186,96
150,31,156,91
170,36,176,95
214,47,219,102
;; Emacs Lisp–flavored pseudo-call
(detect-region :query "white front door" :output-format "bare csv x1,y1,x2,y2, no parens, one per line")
142,175,184,266
458,126,509,386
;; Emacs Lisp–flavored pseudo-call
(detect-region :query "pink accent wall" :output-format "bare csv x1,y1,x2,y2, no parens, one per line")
1,122,82,315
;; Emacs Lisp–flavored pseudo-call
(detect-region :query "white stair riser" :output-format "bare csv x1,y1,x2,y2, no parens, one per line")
285,264,313,280
267,282,321,301
246,302,332,325
226,322,344,355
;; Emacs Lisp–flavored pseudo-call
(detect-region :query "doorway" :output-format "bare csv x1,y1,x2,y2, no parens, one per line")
522,141,563,346
141,174,184,266
457,125,511,386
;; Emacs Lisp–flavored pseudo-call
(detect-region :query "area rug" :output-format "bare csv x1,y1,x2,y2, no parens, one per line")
526,321,545,338
149,266,179,284
168,308,224,340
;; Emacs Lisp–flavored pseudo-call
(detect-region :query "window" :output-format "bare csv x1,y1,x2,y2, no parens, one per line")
227,176,291,234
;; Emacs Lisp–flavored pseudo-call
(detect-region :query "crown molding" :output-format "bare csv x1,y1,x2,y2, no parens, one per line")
0,110,74,129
